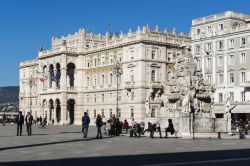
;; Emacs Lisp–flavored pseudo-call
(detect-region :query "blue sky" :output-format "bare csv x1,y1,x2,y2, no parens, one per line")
0,0,249,87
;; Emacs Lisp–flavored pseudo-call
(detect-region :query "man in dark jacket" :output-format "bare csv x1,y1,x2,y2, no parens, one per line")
2,113,6,126
25,112,33,135
165,119,175,138
16,111,24,136
82,112,90,138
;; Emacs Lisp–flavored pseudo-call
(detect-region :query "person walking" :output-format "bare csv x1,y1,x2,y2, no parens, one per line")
110,114,117,137
16,111,24,136
82,112,90,138
96,114,103,139
123,119,129,134
2,113,6,126
25,112,33,136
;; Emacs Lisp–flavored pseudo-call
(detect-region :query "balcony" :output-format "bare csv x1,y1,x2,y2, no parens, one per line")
125,82,135,89
149,81,162,89
67,87,76,91
240,82,250,88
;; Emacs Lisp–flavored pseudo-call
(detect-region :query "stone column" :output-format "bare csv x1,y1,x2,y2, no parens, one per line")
61,54,67,92
76,55,85,124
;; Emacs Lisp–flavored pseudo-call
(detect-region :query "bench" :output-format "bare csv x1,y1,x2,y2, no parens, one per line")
164,131,178,138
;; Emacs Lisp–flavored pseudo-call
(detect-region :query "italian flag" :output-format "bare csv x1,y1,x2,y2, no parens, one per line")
36,70,46,82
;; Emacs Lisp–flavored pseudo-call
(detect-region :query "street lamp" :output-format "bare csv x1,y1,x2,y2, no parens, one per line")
29,79,33,115
112,60,123,117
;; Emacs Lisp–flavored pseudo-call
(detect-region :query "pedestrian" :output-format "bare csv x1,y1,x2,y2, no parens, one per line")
123,119,129,133
110,114,117,137
102,115,107,134
96,114,103,139
165,119,175,138
25,112,33,136
39,116,42,125
144,122,155,138
16,111,24,136
36,117,39,125
2,113,6,126
52,118,55,126
156,122,162,138
82,112,90,138
239,120,246,139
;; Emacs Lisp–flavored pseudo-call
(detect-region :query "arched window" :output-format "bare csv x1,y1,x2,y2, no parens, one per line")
110,73,113,84
102,75,105,85
87,77,90,86
151,70,156,81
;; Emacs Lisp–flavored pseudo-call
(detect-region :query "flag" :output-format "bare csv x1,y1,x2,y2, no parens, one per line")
49,69,56,81
36,70,46,82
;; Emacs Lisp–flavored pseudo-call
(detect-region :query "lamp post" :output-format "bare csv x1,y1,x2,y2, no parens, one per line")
29,79,33,115
112,60,123,117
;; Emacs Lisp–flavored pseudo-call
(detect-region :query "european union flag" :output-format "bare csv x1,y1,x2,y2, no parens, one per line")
49,69,56,81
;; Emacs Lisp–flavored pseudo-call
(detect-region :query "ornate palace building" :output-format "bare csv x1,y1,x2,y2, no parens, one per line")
191,11,250,121
19,25,190,125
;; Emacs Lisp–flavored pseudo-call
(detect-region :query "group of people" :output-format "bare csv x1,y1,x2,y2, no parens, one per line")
81,112,176,139
15,111,33,136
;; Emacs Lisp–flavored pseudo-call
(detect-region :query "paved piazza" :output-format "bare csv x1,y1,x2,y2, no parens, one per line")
1,125,250,166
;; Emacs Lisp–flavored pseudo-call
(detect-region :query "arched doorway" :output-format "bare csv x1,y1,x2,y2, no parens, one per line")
56,63,61,88
49,99,54,122
42,99,47,118
55,99,61,123
67,63,75,87
67,99,75,124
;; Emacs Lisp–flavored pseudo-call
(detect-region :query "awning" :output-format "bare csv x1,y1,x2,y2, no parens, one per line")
231,105,250,113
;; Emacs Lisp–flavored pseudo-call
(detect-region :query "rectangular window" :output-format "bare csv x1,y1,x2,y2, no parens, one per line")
241,37,246,46
241,72,246,82
241,92,246,102
94,95,97,103
152,50,156,59
240,53,246,63
218,73,223,84
219,93,223,102
206,74,212,84
196,29,200,35
195,45,201,54
102,94,104,102
219,24,224,30
151,108,156,117
130,51,134,60
101,109,104,117
229,73,234,83
218,56,223,66
207,26,212,33
131,92,134,101
229,92,234,102
229,39,234,48
228,55,234,65
130,108,134,118
218,41,223,50
207,43,212,51
206,58,212,67
94,110,96,118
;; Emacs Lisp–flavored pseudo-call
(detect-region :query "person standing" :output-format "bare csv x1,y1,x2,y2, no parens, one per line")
123,119,129,134
16,111,24,136
2,113,6,126
82,112,90,138
25,112,33,136
110,114,117,137
96,114,103,139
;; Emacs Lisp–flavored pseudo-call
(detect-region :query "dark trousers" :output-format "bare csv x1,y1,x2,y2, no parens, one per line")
26,124,32,135
111,126,116,136
96,127,102,138
17,124,23,136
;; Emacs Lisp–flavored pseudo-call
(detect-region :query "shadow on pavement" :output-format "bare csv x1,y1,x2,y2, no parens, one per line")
0,137,111,152
1,148,250,166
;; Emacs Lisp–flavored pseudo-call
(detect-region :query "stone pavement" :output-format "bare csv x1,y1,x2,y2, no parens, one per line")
1,124,250,166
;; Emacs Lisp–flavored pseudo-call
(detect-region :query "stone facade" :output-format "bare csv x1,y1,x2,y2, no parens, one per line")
191,11,250,118
19,25,190,125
